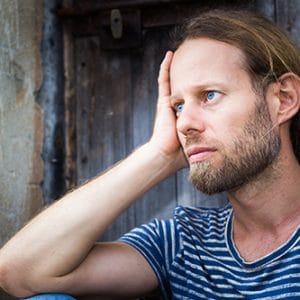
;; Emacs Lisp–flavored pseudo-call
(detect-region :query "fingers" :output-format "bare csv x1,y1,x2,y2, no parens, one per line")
158,51,173,98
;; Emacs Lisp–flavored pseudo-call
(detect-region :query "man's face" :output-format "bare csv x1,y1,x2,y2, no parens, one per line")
170,38,281,194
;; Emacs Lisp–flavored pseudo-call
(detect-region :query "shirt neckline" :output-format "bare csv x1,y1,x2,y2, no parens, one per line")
225,209,300,270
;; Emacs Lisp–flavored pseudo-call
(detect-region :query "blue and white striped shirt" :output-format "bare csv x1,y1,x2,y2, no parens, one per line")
120,204,300,299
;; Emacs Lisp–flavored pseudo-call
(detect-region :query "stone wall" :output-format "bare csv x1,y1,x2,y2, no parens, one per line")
0,1,43,298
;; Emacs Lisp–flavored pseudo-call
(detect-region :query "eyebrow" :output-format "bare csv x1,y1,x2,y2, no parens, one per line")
170,81,228,102
169,95,180,104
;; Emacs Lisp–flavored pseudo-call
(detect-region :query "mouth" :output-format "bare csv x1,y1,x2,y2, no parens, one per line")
186,146,217,164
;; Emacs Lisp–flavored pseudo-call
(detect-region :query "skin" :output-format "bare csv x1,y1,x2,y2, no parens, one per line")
0,38,300,298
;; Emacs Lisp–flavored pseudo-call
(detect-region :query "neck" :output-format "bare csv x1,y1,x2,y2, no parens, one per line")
227,154,300,235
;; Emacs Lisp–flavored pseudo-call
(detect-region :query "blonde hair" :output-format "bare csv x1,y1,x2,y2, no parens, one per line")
174,9,300,162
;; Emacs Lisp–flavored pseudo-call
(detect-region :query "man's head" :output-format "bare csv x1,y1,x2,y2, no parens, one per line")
169,9,300,194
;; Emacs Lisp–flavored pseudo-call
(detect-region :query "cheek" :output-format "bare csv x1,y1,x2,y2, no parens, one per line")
177,130,186,146
176,124,188,148
211,115,245,147
220,121,243,141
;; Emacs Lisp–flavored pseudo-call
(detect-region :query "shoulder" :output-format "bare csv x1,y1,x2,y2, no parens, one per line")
120,204,232,252
173,204,232,225
171,204,232,240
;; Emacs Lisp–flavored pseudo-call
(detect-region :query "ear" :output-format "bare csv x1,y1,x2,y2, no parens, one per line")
276,73,300,125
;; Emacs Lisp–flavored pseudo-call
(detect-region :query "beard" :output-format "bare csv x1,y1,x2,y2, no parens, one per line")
189,97,281,195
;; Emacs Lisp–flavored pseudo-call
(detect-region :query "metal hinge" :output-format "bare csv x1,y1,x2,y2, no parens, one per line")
110,9,123,39
100,9,142,49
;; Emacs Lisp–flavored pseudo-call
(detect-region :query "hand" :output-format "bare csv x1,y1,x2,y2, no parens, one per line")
149,51,188,170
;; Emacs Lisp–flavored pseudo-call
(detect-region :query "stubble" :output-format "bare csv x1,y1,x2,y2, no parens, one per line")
189,97,281,195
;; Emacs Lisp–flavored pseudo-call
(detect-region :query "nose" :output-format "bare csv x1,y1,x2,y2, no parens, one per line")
176,102,206,136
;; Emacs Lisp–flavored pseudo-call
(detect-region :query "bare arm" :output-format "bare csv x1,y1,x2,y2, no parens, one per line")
28,242,161,298
0,52,186,298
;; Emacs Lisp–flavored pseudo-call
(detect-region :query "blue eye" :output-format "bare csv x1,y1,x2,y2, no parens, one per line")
206,91,218,101
176,103,184,113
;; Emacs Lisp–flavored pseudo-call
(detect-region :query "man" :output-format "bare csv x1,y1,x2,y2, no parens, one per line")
0,8,300,299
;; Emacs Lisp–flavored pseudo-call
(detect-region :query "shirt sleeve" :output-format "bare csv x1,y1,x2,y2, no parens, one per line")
119,218,178,299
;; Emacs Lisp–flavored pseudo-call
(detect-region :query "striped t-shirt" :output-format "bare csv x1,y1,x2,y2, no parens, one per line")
120,204,300,299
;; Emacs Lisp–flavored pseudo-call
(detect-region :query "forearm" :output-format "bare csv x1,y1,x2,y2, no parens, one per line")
0,143,179,289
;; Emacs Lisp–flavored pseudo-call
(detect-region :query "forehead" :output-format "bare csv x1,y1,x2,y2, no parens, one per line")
170,38,249,92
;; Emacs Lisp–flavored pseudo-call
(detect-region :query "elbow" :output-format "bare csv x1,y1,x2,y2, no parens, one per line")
0,260,37,298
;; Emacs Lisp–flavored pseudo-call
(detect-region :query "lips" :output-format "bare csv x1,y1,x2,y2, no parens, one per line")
186,146,216,163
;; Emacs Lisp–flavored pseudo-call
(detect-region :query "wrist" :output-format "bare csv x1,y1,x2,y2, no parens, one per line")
141,141,187,177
